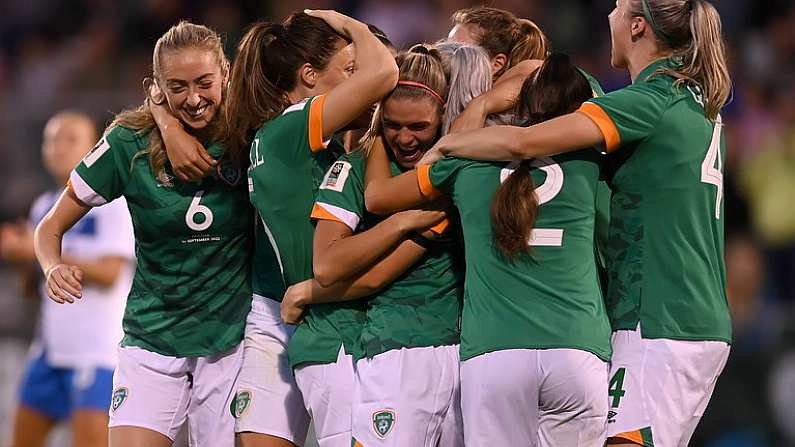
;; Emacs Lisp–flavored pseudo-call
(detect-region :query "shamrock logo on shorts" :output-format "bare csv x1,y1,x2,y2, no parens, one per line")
111,387,128,412
231,390,252,418
372,409,396,438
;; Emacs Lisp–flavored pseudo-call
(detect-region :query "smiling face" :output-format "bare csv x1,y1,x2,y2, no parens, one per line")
158,47,224,129
381,96,441,169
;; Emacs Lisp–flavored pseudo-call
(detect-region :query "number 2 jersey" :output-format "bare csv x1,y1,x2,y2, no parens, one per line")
578,58,731,343
417,151,612,362
70,125,253,357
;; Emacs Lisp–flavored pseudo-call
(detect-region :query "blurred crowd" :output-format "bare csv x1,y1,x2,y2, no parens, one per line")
1,0,795,445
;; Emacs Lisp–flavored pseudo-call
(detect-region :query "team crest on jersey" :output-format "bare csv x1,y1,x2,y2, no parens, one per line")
217,159,242,186
320,161,351,192
372,409,395,438
230,390,252,418
111,387,128,412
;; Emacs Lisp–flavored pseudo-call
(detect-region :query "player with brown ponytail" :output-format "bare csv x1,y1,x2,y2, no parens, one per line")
425,1,733,445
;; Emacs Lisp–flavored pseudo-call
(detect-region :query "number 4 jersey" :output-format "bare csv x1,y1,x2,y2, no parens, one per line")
578,57,731,343
417,151,612,362
70,125,253,357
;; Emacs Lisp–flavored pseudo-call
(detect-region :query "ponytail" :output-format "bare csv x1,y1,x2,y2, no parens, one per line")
440,43,492,135
634,0,731,120
507,19,550,68
492,161,538,259
225,22,289,161
225,12,347,162
491,53,593,259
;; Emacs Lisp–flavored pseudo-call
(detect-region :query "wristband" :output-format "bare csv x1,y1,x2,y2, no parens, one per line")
408,232,435,249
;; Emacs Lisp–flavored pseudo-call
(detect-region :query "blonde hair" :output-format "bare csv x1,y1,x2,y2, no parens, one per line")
360,44,447,157
111,21,229,183
438,43,493,134
632,0,731,120
451,8,550,78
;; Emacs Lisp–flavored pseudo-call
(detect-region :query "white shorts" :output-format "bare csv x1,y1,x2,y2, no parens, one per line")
461,348,608,447
108,343,243,447
294,346,356,447
607,327,730,447
233,295,310,444
352,345,463,447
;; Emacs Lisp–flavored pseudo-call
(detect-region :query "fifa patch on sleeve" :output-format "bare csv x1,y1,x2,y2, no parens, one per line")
320,161,352,192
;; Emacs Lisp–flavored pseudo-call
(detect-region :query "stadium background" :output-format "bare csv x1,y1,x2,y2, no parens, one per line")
1,0,794,445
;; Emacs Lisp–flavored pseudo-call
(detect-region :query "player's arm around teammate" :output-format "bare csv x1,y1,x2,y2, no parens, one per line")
36,22,253,447
421,1,733,446
202,10,398,447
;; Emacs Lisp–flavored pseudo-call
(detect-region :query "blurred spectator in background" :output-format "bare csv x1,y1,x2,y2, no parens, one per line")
0,111,134,447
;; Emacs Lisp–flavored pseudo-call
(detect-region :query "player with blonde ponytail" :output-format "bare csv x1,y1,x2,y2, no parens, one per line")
424,1,732,446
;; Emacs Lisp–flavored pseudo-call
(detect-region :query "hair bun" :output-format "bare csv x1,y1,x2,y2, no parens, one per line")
410,44,431,54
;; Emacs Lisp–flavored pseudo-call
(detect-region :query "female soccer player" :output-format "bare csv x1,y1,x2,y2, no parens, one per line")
34,22,251,447
366,53,612,446
302,44,465,447
3,111,134,447
423,1,732,445
447,7,548,78
219,9,434,447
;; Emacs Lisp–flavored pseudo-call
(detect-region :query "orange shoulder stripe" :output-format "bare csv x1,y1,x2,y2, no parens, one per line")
577,102,621,153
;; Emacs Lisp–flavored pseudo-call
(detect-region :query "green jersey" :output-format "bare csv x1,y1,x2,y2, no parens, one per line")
71,125,252,357
311,152,463,360
579,58,731,342
418,151,612,362
247,95,365,368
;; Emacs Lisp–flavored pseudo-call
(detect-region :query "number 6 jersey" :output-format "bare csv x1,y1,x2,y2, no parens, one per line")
70,125,253,357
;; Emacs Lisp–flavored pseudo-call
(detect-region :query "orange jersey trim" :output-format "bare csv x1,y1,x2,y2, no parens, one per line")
611,430,644,446
308,95,328,152
416,165,442,199
577,102,621,153
430,218,450,235
310,203,343,224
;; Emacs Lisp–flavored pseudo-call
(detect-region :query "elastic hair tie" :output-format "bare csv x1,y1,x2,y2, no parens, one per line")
640,0,676,48
396,80,445,105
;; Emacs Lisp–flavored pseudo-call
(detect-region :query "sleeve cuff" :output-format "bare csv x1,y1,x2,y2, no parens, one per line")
310,203,360,232
416,165,442,199
68,171,108,206
577,102,621,153
309,95,330,152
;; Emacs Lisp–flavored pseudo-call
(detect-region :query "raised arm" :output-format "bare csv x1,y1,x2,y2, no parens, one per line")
33,187,91,303
306,10,399,139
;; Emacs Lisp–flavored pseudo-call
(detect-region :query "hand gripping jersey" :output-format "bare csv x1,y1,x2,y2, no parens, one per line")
417,151,612,362
578,58,731,343
247,95,366,368
70,125,252,357
311,152,463,360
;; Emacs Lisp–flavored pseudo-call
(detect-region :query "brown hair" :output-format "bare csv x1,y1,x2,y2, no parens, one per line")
112,21,228,185
360,44,447,157
225,12,347,160
631,0,731,120
491,53,593,259
451,7,550,78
